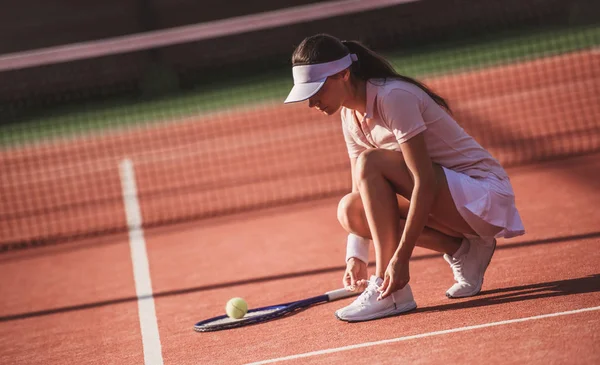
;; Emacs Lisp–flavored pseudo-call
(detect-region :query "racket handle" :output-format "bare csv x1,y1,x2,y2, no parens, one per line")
326,288,359,301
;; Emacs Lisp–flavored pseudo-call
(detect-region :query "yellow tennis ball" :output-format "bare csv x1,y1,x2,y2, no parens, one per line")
225,297,248,319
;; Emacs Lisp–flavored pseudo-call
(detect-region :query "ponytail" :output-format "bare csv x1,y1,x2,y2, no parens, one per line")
341,40,451,112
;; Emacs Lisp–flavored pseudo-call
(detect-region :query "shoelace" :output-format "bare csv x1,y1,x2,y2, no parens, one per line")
354,281,379,306
449,257,467,283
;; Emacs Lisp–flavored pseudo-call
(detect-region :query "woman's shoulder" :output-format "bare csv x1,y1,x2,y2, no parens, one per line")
372,78,423,95
370,79,423,109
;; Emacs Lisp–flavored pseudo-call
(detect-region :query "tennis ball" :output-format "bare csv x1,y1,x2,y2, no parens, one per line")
225,297,248,319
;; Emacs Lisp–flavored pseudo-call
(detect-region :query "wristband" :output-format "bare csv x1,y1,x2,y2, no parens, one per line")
345,233,370,263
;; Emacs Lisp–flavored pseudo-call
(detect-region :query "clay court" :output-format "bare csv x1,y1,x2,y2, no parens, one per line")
1,42,599,364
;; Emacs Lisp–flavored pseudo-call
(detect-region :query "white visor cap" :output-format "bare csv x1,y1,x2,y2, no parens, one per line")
284,53,358,104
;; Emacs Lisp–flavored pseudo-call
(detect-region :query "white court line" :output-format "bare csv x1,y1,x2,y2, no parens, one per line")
245,305,600,365
119,159,164,365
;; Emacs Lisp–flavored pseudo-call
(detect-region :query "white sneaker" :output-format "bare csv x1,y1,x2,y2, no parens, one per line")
335,275,417,322
444,236,497,298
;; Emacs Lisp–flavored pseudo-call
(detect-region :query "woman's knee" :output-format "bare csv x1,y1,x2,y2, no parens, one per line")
355,149,383,181
337,192,366,233
355,148,412,196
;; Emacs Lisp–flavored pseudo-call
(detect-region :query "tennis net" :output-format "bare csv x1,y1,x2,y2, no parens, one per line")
1,0,599,249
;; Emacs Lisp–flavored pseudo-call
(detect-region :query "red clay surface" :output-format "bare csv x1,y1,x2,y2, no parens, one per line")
0,233,145,364
1,153,599,364
1,51,600,364
286,312,600,365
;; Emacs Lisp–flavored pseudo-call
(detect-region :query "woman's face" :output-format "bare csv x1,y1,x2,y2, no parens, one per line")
307,70,348,116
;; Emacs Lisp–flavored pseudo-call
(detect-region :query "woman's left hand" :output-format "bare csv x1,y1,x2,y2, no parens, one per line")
378,257,410,300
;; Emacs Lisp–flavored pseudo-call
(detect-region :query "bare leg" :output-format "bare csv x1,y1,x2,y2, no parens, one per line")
338,192,462,256
356,160,400,277
353,149,476,278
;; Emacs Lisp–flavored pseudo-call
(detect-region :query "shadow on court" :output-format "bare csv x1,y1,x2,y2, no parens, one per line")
1,232,599,322
416,274,600,314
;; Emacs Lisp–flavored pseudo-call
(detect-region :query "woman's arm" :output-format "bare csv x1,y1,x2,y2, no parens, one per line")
378,132,437,299
377,89,436,262
395,132,437,261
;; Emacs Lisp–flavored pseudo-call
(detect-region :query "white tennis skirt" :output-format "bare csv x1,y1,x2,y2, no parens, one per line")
443,167,525,239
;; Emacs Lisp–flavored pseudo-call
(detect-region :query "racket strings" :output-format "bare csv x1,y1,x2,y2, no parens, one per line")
194,292,354,332
206,308,282,326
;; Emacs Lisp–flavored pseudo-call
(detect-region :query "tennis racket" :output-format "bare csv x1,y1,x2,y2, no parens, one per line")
194,288,359,332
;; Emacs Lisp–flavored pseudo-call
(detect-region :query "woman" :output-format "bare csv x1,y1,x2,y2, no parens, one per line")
284,34,525,322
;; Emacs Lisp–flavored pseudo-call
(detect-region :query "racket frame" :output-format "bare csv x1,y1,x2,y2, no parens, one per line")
194,288,357,332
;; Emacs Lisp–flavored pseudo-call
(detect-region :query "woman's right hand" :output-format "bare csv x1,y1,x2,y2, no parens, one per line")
343,257,369,292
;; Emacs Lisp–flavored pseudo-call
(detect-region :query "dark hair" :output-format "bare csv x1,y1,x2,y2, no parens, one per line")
292,34,451,112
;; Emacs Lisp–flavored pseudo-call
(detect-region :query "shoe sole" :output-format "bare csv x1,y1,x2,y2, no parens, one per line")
334,302,417,323
446,239,497,299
